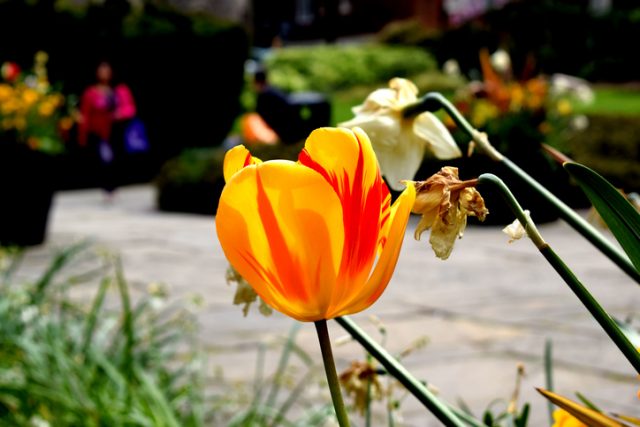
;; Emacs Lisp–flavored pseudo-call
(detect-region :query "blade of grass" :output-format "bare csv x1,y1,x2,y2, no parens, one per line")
134,364,181,427
264,322,302,424
32,241,89,304
82,276,111,355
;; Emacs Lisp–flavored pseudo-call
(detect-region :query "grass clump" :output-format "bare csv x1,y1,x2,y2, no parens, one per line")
0,243,206,426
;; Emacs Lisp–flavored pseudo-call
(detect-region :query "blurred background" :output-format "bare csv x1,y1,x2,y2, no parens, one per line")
2,1,640,426
1,0,639,227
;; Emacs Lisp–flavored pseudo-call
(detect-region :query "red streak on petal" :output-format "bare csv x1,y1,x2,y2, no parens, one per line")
243,152,253,167
255,169,309,303
300,136,385,284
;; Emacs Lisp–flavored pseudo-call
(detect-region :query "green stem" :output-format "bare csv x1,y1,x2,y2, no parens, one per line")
479,174,640,375
540,245,640,374
315,320,350,427
503,157,640,284
335,317,468,427
403,92,640,285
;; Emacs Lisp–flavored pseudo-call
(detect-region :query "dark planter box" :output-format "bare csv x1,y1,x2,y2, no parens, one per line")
0,144,55,246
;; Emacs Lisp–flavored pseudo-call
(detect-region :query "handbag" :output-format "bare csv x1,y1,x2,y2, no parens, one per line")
123,118,150,153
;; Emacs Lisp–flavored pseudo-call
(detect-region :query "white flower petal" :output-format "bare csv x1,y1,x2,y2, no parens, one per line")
360,88,399,111
340,114,401,147
502,210,531,243
374,133,426,191
413,112,462,160
389,78,419,105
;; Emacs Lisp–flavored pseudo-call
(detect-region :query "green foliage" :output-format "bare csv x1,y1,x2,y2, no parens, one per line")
564,162,640,272
0,244,206,426
559,114,640,193
571,88,640,116
376,19,441,48
265,44,437,93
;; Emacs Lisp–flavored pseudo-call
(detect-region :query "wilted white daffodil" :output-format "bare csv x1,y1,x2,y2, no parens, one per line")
412,167,488,260
502,210,532,243
339,78,462,191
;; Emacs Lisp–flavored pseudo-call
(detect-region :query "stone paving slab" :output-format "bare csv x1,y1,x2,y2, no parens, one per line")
16,185,640,426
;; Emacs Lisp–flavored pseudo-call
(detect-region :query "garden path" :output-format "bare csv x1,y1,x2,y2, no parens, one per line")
20,184,640,426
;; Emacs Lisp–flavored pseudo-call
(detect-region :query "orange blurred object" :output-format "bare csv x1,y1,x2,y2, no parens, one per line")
241,113,278,145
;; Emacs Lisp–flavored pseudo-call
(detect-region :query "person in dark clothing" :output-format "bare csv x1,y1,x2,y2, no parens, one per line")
253,68,331,144
253,68,298,144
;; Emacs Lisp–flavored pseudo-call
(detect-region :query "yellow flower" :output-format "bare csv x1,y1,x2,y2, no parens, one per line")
38,101,55,117
339,78,462,191
59,116,74,131
21,88,39,107
412,167,488,260
13,116,26,131
216,127,416,322
552,409,587,427
0,84,13,102
557,99,573,116
35,51,49,65
470,100,500,128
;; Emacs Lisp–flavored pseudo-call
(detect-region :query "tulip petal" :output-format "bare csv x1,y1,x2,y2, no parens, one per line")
413,112,462,160
216,160,344,321
299,128,388,294
333,183,416,317
223,145,262,182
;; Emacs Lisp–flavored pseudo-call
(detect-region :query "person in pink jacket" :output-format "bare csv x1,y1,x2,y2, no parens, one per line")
78,61,136,199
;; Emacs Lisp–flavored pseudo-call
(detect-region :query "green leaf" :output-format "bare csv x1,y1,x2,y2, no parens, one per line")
564,162,640,272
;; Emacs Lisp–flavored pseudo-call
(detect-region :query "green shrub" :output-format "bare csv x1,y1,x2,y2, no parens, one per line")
265,44,437,93
0,244,206,426
562,114,640,192
376,19,442,48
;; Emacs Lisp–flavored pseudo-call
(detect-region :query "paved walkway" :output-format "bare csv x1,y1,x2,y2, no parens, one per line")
19,185,640,426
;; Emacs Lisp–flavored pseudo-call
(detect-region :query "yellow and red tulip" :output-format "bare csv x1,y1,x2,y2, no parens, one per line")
216,127,415,322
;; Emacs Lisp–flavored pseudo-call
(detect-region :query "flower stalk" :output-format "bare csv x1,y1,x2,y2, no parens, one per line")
315,320,350,427
478,173,640,374
402,91,640,285
335,316,468,427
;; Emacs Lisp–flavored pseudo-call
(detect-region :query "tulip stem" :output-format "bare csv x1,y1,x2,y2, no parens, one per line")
478,173,640,374
315,320,350,427
336,316,468,427
403,92,640,285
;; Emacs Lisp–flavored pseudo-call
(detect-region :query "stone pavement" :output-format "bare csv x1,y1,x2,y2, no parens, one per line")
18,185,640,426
